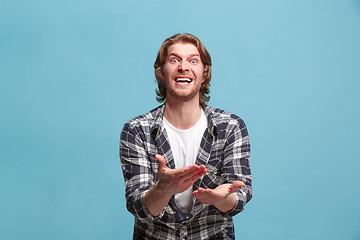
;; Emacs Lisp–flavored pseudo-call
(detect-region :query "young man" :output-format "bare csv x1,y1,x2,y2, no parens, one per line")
120,33,252,239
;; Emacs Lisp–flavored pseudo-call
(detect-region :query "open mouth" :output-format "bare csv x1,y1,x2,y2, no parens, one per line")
175,77,193,83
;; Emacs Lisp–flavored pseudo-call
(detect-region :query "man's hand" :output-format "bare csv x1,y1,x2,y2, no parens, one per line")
193,181,244,213
155,154,207,195
144,154,207,217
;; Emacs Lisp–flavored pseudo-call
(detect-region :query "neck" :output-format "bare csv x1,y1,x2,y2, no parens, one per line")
164,97,203,130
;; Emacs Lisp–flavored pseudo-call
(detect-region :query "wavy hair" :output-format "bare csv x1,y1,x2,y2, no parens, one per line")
154,33,212,103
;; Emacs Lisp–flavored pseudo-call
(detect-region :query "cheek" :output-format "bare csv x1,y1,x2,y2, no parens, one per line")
163,66,176,78
161,68,170,79
199,69,206,82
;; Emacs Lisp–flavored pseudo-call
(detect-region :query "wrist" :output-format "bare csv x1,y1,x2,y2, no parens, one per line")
214,193,237,213
145,181,174,217
153,181,174,199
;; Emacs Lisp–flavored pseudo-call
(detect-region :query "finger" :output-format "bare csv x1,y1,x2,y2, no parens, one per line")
179,167,207,184
193,187,205,195
155,154,166,171
175,164,205,177
189,168,207,182
229,181,245,193
193,189,215,204
193,188,212,196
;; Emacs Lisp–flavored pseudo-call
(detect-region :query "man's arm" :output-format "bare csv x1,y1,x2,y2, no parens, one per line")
193,117,252,214
120,121,207,219
145,154,207,216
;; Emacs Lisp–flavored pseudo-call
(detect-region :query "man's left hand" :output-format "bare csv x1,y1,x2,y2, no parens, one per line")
193,181,244,212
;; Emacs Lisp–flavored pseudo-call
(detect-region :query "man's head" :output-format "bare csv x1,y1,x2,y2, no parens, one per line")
154,33,212,103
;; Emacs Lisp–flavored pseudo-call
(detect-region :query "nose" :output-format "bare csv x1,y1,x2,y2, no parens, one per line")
178,60,189,72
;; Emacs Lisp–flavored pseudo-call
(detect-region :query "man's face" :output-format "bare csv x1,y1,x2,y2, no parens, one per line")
161,42,205,102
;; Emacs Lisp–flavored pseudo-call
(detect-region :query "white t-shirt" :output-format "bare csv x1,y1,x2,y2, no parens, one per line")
163,109,207,216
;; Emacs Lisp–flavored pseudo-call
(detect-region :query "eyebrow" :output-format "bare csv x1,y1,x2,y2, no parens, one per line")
168,53,201,59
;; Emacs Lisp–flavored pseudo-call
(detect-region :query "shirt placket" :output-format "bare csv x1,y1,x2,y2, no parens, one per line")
179,225,188,240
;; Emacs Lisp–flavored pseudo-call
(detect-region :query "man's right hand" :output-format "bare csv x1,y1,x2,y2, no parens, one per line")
144,154,207,217
155,154,207,195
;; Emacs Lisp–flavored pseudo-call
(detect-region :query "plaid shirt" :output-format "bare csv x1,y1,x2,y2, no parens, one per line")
120,104,252,240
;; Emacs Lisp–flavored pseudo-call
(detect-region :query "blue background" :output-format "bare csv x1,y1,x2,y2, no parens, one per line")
1,0,359,239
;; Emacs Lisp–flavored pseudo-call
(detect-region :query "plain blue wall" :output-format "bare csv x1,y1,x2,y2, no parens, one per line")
1,0,359,239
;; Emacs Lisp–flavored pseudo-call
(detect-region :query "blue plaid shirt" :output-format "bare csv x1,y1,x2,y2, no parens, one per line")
120,104,252,239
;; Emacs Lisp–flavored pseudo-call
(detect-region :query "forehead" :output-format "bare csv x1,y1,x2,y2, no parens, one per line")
167,42,200,57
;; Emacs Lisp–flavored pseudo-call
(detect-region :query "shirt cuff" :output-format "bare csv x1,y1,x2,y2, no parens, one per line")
138,190,166,221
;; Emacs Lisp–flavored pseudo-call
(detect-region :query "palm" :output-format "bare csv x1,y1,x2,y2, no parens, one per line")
155,154,207,195
193,181,244,205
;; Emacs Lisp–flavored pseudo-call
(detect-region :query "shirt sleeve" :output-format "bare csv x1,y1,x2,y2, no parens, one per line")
222,117,253,217
119,122,166,222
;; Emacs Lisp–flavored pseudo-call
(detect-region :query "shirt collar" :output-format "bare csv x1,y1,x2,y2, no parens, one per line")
201,102,218,138
149,102,219,140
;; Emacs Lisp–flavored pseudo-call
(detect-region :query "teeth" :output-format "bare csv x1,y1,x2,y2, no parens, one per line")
176,78,192,82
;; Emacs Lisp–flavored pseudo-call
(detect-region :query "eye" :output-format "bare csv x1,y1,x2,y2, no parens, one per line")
171,58,179,63
190,59,198,64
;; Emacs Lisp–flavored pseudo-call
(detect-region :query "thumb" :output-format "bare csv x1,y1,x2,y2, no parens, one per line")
155,154,166,171
229,181,245,194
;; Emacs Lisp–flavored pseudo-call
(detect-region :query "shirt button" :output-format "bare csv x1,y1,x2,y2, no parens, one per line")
180,226,187,236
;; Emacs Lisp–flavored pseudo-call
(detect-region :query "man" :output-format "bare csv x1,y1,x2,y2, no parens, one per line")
120,33,252,239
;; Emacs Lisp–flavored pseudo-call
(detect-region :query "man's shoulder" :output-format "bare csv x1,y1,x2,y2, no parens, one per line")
205,105,249,139
204,105,246,126
124,105,164,128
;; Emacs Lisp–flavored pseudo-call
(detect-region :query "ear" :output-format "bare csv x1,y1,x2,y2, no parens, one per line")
202,69,206,83
157,68,165,81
